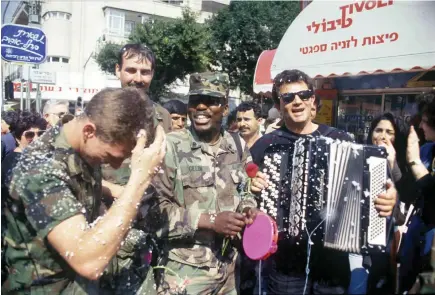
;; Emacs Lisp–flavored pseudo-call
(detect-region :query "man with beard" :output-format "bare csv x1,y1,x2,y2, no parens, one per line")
236,101,263,149
150,72,258,294
249,69,398,294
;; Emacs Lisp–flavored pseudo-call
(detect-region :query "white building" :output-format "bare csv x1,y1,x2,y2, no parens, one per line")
3,0,230,102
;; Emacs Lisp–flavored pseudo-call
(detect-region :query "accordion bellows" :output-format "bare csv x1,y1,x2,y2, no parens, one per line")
260,136,391,254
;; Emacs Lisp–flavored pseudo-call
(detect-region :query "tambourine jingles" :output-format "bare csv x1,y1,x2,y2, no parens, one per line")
243,212,278,260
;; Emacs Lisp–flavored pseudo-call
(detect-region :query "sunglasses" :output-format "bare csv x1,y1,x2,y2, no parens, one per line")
188,95,225,107
50,112,66,118
24,130,45,139
279,90,314,105
120,44,152,55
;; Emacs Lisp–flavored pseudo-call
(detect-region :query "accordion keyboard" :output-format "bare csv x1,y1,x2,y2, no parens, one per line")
258,137,389,254
367,157,388,246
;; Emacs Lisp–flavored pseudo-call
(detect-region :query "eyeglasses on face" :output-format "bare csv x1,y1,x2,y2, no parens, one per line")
279,90,314,105
188,95,225,107
24,130,45,139
51,112,66,118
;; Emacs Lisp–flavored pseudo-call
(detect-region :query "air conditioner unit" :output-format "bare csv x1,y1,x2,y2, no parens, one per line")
29,14,40,24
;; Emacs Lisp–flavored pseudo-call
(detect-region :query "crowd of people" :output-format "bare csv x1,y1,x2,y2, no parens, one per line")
0,43,434,295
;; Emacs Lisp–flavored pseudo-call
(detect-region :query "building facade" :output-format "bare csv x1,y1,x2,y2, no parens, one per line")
2,0,230,103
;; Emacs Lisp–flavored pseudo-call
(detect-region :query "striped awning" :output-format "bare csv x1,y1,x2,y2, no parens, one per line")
253,49,276,94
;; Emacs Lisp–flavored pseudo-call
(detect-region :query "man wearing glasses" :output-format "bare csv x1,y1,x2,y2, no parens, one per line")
249,69,398,294
149,72,258,294
42,100,70,128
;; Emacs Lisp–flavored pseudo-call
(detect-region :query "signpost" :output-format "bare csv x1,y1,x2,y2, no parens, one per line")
1,24,47,112
26,69,56,84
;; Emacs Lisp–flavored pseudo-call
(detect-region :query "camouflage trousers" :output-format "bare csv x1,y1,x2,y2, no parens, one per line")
100,229,158,295
156,254,238,295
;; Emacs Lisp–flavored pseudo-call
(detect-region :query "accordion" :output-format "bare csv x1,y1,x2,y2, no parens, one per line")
260,136,391,254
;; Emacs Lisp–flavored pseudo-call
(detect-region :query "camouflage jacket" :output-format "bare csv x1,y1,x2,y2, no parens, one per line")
3,126,102,294
102,102,171,186
149,127,257,268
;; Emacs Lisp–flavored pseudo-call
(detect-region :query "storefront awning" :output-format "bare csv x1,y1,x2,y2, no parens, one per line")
253,49,276,94
271,0,435,79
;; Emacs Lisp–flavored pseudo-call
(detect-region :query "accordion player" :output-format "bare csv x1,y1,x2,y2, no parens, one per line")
259,136,392,255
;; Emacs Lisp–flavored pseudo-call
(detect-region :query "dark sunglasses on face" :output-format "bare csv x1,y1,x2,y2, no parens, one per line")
54,112,66,118
188,95,224,107
279,90,314,105
24,130,45,139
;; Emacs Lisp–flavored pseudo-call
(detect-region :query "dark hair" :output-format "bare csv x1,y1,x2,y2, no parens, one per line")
367,113,407,172
2,111,20,132
14,113,48,139
83,88,154,147
273,69,315,98
163,100,187,115
117,44,156,71
271,83,279,105
417,91,435,129
227,109,238,128
236,101,262,119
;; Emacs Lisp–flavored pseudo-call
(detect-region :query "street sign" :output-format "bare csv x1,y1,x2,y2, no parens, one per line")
1,24,47,64
29,69,56,84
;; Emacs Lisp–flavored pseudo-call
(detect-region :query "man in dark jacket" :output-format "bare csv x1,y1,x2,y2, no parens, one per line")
250,69,398,294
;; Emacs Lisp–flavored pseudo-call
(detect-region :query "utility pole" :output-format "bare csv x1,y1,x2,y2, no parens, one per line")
26,0,42,112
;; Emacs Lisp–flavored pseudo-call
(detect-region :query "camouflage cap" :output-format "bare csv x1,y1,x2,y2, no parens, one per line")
188,72,229,98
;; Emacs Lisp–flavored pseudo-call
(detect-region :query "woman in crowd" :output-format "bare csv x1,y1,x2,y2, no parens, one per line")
407,91,435,293
365,113,415,293
348,113,411,294
1,112,47,284
1,112,47,177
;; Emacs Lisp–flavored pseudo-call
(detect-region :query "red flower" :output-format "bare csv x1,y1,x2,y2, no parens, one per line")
245,162,259,178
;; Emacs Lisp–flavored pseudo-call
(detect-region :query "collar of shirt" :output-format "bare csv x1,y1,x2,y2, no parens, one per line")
52,126,97,184
188,127,237,156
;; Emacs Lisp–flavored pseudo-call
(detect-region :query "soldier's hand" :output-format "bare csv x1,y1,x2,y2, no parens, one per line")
213,211,246,237
243,207,259,225
250,171,269,193
130,126,166,183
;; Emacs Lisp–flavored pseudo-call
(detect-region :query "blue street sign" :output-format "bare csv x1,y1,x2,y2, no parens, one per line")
1,24,47,64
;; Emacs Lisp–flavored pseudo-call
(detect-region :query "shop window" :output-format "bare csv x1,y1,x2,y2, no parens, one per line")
337,95,383,143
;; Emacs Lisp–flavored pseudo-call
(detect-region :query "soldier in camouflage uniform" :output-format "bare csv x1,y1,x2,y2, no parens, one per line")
101,43,172,201
99,43,172,294
148,72,258,294
2,88,166,294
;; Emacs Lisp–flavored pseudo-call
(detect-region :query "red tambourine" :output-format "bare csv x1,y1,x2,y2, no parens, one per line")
243,212,278,260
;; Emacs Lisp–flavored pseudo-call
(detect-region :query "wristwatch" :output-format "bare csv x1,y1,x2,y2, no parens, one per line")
409,159,422,166
209,213,217,224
